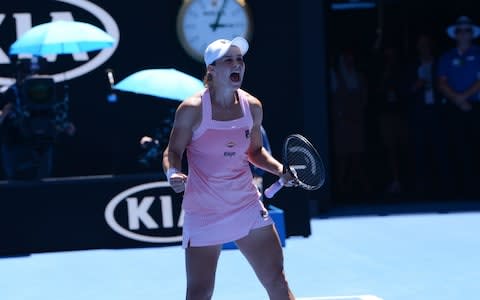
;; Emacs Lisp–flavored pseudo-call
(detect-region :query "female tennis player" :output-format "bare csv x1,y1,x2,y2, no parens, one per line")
162,37,296,300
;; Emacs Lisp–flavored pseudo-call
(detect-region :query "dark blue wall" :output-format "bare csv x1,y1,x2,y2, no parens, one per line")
0,1,307,178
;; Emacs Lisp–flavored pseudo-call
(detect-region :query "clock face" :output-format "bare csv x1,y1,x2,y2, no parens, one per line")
177,0,252,62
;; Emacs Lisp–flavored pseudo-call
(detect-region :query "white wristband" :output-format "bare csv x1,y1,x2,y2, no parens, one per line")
166,168,179,182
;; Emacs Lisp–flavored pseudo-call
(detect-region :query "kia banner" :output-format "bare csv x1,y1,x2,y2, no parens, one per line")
0,173,184,256
0,174,292,256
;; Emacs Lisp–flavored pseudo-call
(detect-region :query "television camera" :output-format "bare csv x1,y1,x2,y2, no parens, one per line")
1,56,72,143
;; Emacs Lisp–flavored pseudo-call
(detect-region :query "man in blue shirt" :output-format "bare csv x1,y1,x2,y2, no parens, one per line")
438,16,480,197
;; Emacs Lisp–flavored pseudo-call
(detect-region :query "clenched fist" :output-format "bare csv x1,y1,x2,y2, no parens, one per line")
168,172,188,193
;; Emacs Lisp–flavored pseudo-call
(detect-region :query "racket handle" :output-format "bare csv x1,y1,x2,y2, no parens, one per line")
264,178,285,199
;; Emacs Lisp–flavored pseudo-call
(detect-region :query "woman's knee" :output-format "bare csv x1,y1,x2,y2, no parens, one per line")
185,245,221,300
186,279,215,300
260,268,290,292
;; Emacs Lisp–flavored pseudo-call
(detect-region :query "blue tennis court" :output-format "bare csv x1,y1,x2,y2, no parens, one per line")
1,208,479,300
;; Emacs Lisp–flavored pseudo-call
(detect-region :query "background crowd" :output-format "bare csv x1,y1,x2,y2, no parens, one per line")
2,4,480,206
329,15,480,201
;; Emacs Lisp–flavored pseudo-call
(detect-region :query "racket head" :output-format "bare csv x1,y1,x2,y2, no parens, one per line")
282,134,326,190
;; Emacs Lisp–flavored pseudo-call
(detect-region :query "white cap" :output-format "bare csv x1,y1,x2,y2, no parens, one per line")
447,16,480,39
204,36,249,66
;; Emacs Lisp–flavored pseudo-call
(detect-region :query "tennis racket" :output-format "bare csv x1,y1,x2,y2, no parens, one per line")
264,134,326,198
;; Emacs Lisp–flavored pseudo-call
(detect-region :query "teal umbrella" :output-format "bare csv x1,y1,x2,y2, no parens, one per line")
114,68,204,101
9,20,115,55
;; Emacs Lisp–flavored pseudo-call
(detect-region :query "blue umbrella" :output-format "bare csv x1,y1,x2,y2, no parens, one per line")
114,68,205,101
9,20,115,55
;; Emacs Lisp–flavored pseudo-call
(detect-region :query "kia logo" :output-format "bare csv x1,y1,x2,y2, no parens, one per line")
0,0,119,86
105,182,184,243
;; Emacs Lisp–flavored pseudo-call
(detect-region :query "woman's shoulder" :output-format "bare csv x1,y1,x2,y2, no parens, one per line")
179,90,204,111
175,90,204,126
238,88,262,108
238,89,262,125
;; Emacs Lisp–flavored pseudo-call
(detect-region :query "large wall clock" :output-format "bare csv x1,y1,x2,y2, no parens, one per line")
176,0,253,63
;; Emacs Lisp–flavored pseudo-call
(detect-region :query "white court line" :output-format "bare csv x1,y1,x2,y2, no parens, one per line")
298,295,383,300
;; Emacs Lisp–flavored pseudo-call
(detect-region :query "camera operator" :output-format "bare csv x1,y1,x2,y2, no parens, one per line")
139,134,162,167
0,57,75,180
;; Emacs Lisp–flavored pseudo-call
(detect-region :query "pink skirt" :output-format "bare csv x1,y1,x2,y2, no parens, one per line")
182,200,274,248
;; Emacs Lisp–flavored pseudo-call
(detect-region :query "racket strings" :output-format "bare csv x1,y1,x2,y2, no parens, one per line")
285,137,325,189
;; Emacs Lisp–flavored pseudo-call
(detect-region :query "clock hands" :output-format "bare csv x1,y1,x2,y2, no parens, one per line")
214,23,237,28
210,0,228,31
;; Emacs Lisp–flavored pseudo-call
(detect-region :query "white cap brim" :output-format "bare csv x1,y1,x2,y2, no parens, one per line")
447,25,480,39
204,36,249,66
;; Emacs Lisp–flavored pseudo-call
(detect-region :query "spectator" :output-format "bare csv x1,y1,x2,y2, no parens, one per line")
438,16,480,197
330,48,370,197
406,33,450,198
374,46,409,194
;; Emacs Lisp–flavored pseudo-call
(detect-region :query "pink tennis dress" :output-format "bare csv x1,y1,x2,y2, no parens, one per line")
182,88,273,248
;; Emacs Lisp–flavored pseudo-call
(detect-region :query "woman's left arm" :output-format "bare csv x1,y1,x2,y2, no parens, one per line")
247,97,283,177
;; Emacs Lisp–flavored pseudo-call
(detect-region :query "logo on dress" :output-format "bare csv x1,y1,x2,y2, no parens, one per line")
245,129,250,139
226,141,236,148
224,151,236,157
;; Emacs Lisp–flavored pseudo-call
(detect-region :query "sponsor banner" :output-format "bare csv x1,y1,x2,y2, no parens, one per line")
105,181,184,244
0,0,119,86
0,174,183,256
0,173,311,256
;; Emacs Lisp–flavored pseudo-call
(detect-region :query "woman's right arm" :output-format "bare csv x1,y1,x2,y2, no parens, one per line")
162,98,199,193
